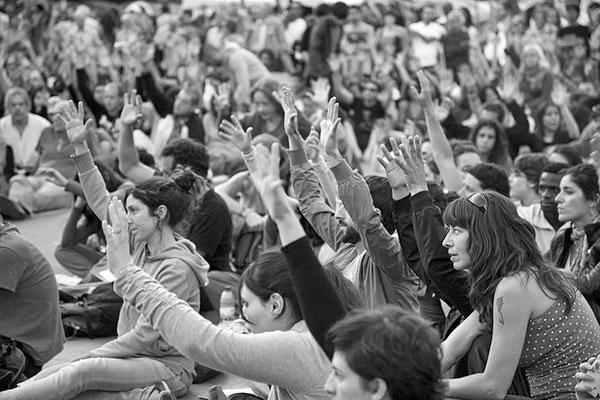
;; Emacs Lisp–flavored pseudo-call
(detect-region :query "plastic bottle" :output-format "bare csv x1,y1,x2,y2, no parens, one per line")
219,286,237,323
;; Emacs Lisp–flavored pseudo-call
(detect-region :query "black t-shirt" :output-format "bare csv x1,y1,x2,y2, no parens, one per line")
187,189,232,272
345,97,386,151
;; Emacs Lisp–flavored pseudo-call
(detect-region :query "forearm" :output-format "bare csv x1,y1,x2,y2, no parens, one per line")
330,72,353,105
426,108,463,191
71,150,110,221
117,123,141,175
114,265,328,389
310,156,338,207
560,103,580,139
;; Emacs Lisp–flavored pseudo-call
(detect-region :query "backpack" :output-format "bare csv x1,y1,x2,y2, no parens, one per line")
59,282,123,339
0,337,26,392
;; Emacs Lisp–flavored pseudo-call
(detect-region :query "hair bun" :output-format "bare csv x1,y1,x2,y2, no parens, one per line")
172,168,196,193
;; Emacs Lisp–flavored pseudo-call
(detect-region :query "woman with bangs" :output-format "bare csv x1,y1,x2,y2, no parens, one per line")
469,119,513,175
440,190,600,399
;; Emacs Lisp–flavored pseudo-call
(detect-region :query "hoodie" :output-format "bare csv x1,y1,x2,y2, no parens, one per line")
87,237,208,374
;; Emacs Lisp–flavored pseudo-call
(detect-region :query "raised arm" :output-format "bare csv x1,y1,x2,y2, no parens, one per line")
117,90,155,182
414,71,464,192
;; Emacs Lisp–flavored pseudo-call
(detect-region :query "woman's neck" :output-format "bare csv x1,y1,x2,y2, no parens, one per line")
146,228,177,257
573,215,595,232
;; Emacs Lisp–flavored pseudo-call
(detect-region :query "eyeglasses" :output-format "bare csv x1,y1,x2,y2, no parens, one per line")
468,192,488,213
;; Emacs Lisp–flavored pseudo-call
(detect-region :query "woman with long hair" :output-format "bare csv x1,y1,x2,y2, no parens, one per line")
518,43,553,113
469,119,512,174
0,104,209,399
549,164,600,320
441,189,600,399
533,101,580,148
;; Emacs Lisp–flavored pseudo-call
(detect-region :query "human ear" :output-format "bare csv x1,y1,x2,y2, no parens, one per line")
156,205,168,221
367,378,388,400
269,293,285,317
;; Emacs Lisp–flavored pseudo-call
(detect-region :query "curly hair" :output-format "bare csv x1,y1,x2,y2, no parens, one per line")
469,119,510,167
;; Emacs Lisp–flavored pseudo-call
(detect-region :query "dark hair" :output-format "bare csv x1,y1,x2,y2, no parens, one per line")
365,175,395,234
443,191,576,328
315,4,332,16
563,163,600,202
534,102,562,138
161,138,210,177
542,161,571,175
450,139,480,161
241,248,302,321
251,77,283,114
514,153,549,188
469,119,510,166
322,265,364,311
550,144,583,166
328,306,445,400
129,170,195,230
331,2,349,20
466,163,510,197
481,101,506,122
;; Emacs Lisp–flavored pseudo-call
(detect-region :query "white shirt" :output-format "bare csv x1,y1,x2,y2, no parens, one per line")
0,113,51,169
409,21,445,68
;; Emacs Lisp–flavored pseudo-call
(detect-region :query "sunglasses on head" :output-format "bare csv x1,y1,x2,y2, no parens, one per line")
468,192,487,213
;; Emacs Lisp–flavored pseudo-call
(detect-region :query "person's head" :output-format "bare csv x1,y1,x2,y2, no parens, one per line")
539,162,571,215
365,175,395,235
126,170,195,243
241,247,361,334
556,163,600,226
480,101,506,124
173,88,200,118
420,4,436,23
566,2,581,24
325,307,444,400
102,82,124,116
451,140,482,179
347,5,361,23
47,97,68,129
458,163,510,198
160,138,210,177
446,10,465,31
510,153,549,203
4,87,31,122
535,102,562,135
331,2,349,22
521,43,549,70
547,144,582,166
442,191,574,327
315,4,333,17
251,77,282,121
469,120,509,164
360,79,380,105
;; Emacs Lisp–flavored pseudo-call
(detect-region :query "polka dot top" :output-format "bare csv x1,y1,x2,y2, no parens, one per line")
519,292,600,399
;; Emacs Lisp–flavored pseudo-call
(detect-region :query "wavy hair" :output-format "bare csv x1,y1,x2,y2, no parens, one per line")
469,119,510,167
443,191,576,328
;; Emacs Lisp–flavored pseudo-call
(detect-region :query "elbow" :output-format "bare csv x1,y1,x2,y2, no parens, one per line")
485,387,508,400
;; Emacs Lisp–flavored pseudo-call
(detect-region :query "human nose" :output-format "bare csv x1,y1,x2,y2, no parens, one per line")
555,191,563,203
324,371,336,396
442,230,452,248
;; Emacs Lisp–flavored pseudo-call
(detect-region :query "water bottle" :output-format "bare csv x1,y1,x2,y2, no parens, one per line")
219,286,237,323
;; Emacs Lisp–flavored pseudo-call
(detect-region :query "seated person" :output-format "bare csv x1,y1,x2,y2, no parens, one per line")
0,213,64,380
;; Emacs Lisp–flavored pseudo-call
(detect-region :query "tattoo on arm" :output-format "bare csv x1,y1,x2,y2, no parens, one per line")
497,296,505,327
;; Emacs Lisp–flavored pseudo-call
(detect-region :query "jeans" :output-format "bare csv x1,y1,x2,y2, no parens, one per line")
0,356,191,400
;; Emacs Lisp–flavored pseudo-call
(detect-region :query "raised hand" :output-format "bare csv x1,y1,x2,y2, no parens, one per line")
37,167,68,187
551,82,569,106
387,135,429,196
102,197,133,277
410,70,435,110
320,97,342,159
305,126,322,163
377,137,408,195
436,97,455,122
327,53,342,73
120,90,143,126
249,143,294,222
310,77,331,109
277,85,302,150
438,68,456,97
58,101,93,145
215,82,231,114
218,116,253,154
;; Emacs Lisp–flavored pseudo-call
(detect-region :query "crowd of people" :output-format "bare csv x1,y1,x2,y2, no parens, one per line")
4,0,600,398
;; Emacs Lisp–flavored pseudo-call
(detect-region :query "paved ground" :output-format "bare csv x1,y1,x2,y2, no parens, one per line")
11,208,248,399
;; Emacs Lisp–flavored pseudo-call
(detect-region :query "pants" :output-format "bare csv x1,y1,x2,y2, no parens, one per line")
55,244,104,278
0,357,191,400
9,175,72,213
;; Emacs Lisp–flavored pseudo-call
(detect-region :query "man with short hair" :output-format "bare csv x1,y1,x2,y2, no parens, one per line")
326,307,445,400
518,162,570,253
458,163,510,198
510,153,549,207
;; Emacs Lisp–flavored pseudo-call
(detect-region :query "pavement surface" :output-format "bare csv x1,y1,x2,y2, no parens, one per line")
11,208,248,399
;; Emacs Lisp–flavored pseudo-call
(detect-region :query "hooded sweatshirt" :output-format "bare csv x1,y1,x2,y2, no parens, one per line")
72,150,209,375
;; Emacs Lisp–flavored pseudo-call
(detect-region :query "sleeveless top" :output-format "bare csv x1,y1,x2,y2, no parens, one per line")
519,292,600,399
